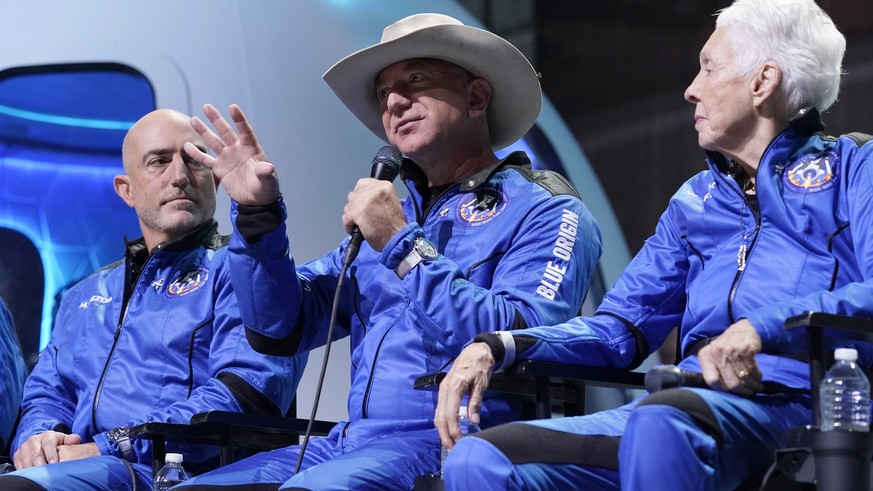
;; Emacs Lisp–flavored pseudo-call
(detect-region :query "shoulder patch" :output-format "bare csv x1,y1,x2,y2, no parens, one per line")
94,258,124,275
845,132,873,147
510,166,582,199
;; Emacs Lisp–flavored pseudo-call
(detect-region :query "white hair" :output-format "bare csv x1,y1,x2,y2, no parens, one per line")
716,0,845,116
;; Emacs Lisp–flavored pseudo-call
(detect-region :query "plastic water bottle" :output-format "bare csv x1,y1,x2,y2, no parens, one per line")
440,406,480,478
153,452,190,490
820,348,871,432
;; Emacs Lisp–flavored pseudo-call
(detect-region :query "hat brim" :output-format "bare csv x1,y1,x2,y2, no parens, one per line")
323,23,542,151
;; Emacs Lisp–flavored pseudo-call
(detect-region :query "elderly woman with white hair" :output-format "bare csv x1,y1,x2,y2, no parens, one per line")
436,0,873,489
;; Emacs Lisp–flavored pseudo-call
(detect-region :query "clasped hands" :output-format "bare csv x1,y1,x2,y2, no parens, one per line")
13,431,98,469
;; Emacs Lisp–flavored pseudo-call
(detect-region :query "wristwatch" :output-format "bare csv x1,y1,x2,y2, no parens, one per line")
107,425,135,461
395,237,437,279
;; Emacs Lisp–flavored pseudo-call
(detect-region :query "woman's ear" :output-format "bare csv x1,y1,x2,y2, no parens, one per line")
750,61,782,109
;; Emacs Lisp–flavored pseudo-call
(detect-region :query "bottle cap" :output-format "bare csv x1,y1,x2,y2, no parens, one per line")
165,452,184,463
458,405,469,419
834,348,859,362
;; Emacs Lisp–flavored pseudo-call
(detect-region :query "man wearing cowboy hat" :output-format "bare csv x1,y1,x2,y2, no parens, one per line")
176,12,602,491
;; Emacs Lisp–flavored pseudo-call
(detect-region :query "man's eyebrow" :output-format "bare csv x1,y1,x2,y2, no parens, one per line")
375,59,438,86
141,145,207,163
404,59,432,70
142,148,173,163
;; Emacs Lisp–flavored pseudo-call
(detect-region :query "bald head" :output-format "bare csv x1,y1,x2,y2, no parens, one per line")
122,109,201,172
114,108,215,250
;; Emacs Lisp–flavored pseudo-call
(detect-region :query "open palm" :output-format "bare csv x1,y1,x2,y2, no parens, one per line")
186,103,280,206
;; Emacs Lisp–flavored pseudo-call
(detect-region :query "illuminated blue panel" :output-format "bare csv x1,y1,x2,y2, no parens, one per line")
0,103,135,131
0,64,153,154
0,64,153,359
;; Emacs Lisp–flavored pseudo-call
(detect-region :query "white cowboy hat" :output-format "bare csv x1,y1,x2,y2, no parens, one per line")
323,13,542,151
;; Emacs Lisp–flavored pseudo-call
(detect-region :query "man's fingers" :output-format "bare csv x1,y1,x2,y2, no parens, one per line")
190,117,227,155
229,104,261,148
39,436,60,464
183,141,216,169
12,431,69,469
467,381,486,426
436,388,462,449
444,389,464,446
63,433,82,445
12,448,29,469
202,104,239,146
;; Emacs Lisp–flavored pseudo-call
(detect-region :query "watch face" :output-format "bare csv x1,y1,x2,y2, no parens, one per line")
109,426,129,440
415,238,437,259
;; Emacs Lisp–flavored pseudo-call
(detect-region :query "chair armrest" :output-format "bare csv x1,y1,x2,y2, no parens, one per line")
510,360,645,390
190,410,335,437
784,311,873,340
413,361,644,392
414,360,645,420
130,421,222,445
130,412,336,476
130,421,232,477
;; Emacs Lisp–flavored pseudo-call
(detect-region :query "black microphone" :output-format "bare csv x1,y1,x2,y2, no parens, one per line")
644,364,807,395
645,365,706,393
343,145,403,265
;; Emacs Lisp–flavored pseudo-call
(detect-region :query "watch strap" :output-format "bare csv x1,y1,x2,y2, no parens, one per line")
108,426,135,461
395,248,423,279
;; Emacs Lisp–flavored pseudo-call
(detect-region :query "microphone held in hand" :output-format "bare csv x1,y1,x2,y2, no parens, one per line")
645,365,707,393
644,364,808,395
369,145,403,183
343,145,403,265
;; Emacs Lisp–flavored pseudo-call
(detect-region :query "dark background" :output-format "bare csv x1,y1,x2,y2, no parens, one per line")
461,0,873,253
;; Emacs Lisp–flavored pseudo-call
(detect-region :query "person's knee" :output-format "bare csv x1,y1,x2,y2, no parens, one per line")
632,388,723,445
444,435,514,490
444,435,490,473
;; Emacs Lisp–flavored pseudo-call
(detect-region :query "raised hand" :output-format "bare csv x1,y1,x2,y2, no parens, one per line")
186,104,280,206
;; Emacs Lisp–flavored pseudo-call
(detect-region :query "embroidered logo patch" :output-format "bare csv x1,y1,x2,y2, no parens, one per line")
783,150,838,193
166,267,209,297
79,295,112,309
456,188,508,226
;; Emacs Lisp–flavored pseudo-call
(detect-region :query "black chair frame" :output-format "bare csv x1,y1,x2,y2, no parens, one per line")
130,406,334,477
414,359,645,419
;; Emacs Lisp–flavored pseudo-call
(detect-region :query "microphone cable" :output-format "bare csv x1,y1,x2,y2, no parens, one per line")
293,146,402,474
293,259,349,474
